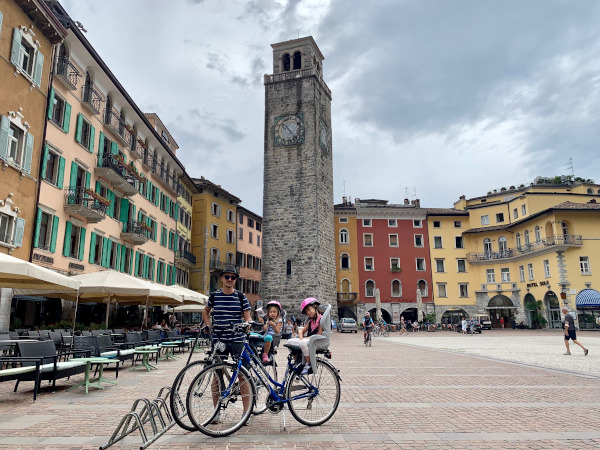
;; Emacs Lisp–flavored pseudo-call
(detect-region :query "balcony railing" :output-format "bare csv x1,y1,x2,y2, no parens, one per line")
55,56,81,90
337,292,358,305
467,234,583,263
121,220,150,245
209,260,238,272
131,140,144,160
176,250,196,267
104,110,133,147
95,154,138,196
142,152,154,171
82,84,102,115
63,187,107,223
264,66,332,98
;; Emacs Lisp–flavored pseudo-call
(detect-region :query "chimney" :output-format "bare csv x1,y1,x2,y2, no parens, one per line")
342,196,347,205
414,199,420,208
404,198,409,205
459,195,466,200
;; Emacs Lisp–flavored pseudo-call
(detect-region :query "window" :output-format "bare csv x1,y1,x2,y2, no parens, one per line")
161,130,169,143
339,228,348,244
521,205,527,216
226,252,235,265
286,259,291,276
459,284,469,298
391,280,402,297
363,234,373,246
454,221,462,228
416,258,426,271
534,226,541,243
389,234,398,247
339,217,348,223
543,259,551,277
248,232,253,244
340,253,349,270
486,269,496,283
481,215,489,225
483,238,492,256
50,94,66,129
0,214,13,246
75,114,94,152
433,220,441,228
63,221,84,260
498,236,508,254
247,217,254,228
414,235,423,247
513,208,518,219
388,219,397,227
527,263,534,280
17,38,34,76
390,257,400,271
226,229,234,243
516,233,522,249
109,241,119,269
455,236,464,248
437,283,447,297
435,259,445,273
211,202,221,217
364,257,374,271
518,265,525,282
496,213,504,223
227,210,234,222
433,236,443,248
580,256,591,275
238,227,243,240
210,223,218,238
501,268,510,282
413,220,422,228
238,213,243,224
365,280,375,297
4,120,33,171
524,230,530,247
256,222,262,232
42,146,65,187
257,235,260,247
457,259,466,273
362,219,371,227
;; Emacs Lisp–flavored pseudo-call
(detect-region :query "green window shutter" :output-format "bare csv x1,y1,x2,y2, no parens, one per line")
150,259,155,281
142,255,148,279
115,244,121,271
97,131,104,166
33,207,42,248
78,227,86,261
75,114,83,143
63,221,72,257
89,125,95,153
101,237,109,267
63,102,71,133
175,203,180,220
106,190,113,218
50,216,59,253
32,51,44,87
111,141,118,156
128,249,134,275
69,161,78,188
134,251,140,276
120,198,129,224
56,157,65,189
85,171,91,190
10,28,22,66
89,232,97,263
41,145,49,181
22,132,34,174
155,188,160,207
0,115,10,161
120,245,126,272
95,180,101,194
47,87,55,120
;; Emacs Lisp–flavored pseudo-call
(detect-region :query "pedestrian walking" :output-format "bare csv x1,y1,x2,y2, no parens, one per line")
461,318,467,335
562,307,588,356
500,316,504,328
469,317,475,335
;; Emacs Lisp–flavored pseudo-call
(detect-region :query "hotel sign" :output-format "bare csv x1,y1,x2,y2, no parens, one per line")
527,280,549,288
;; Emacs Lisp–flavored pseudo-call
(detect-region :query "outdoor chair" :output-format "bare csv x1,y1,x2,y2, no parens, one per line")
91,330,103,336
73,336,119,378
15,329,29,336
124,332,160,365
48,332,64,357
164,330,187,353
60,333,74,352
27,331,40,339
80,330,92,336
113,328,125,334
39,330,51,340
0,356,43,400
16,341,88,392
7,331,19,340
97,335,135,366
0,330,8,335
0,335,13,356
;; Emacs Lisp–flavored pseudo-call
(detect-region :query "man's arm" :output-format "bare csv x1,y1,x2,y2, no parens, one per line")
243,309,251,322
202,306,212,328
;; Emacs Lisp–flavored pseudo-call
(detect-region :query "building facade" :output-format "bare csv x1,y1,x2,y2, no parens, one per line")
174,174,196,288
334,198,360,319
261,36,336,314
236,206,262,308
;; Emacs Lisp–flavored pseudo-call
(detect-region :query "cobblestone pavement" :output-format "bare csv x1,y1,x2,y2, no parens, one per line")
1,330,600,449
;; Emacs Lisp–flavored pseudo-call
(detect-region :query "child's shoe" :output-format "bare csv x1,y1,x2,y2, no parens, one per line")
300,363,311,375
262,353,269,364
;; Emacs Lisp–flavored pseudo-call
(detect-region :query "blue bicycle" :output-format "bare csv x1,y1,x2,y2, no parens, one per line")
185,321,341,437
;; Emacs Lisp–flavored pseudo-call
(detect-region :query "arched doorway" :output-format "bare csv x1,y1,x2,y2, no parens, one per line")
400,307,417,322
487,294,516,328
338,307,356,320
544,291,561,329
368,308,392,323
523,293,536,328
441,308,468,325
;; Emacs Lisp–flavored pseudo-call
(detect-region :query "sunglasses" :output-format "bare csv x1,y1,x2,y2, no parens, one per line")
223,275,237,281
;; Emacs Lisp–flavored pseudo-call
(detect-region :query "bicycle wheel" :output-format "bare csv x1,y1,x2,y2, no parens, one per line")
372,328,379,337
252,359,277,415
368,334,372,346
286,358,341,426
382,329,389,338
170,360,208,431
186,362,256,437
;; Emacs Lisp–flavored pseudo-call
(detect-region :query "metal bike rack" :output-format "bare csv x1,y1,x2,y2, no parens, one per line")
100,386,175,450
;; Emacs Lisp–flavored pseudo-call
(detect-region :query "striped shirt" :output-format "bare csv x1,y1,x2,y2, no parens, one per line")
208,289,251,343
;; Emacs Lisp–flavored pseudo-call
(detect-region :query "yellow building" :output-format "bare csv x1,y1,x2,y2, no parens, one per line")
334,198,360,318
189,177,240,295
429,179,600,329
174,174,197,288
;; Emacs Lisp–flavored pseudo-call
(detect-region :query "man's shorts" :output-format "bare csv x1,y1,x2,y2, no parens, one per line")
215,341,250,368
565,330,577,341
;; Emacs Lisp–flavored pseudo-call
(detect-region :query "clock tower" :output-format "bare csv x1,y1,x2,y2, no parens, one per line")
261,36,335,315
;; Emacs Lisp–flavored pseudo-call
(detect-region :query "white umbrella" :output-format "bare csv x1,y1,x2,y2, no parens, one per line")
0,252,79,290
173,304,205,313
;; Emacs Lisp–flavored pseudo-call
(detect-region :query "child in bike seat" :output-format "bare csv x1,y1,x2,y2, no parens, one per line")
261,300,283,363
286,297,322,375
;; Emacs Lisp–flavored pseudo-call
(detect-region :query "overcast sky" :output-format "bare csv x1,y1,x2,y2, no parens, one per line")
61,0,600,214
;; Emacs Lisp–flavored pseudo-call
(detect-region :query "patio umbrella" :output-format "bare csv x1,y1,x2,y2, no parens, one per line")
173,304,205,313
0,252,79,290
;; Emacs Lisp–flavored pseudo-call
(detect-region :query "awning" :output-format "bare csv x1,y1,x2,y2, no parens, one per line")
576,289,600,308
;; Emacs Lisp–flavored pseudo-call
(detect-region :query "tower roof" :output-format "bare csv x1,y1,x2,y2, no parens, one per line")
271,36,324,61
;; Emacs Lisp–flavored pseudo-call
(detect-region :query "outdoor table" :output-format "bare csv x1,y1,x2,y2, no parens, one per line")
67,357,117,394
160,343,180,361
133,349,159,371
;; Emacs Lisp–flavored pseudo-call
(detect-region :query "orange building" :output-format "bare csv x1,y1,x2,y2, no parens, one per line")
236,206,262,308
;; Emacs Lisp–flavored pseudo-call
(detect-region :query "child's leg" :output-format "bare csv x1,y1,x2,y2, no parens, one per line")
299,338,310,364
263,340,271,354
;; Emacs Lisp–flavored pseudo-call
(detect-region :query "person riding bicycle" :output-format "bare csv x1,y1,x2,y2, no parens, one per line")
363,312,374,343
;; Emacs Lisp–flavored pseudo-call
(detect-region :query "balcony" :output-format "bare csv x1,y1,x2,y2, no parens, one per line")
63,187,107,223
337,292,358,306
105,110,133,147
152,167,178,194
54,56,81,90
141,152,154,171
131,140,144,160
175,250,196,268
95,154,138,197
209,260,239,273
264,66,332,98
81,84,102,115
467,234,583,264
120,220,150,245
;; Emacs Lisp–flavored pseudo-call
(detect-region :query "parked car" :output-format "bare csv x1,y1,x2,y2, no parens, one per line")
473,314,492,330
337,318,358,333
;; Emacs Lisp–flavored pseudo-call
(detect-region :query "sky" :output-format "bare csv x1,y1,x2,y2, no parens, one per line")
61,0,600,215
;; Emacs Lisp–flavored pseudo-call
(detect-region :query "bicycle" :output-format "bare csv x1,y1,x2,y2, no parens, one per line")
185,320,341,437
364,328,372,346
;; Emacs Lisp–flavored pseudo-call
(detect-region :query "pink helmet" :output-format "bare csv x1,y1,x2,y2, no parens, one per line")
301,297,320,314
266,300,282,313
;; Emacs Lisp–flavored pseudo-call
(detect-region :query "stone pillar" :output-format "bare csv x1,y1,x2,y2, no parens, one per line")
0,288,13,330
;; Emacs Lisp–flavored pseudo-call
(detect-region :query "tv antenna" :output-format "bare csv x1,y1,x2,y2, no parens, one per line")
565,158,574,178
296,29,301,39
405,187,417,199
343,180,346,197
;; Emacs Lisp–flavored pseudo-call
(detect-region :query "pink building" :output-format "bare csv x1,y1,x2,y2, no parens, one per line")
236,206,262,307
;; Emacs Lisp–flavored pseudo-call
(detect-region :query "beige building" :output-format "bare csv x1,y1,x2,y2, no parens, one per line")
236,206,262,307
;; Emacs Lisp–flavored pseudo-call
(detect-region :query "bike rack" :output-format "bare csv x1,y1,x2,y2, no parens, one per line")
99,386,175,450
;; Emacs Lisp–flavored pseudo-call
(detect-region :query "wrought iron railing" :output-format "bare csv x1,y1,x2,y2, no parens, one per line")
55,56,81,88
123,220,152,239
337,292,358,302
177,250,196,265
467,234,583,262
97,154,138,189
82,84,102,114
64,187,108,215
105,110,133,145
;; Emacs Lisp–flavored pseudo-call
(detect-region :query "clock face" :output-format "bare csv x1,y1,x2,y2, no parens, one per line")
274,113,305,146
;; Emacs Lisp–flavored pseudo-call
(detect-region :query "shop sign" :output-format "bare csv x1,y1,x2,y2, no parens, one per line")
527,280,550,288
